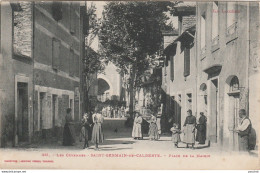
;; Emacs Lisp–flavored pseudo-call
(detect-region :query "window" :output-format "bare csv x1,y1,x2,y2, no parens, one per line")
200,13,206,49
170,55,174,81
52,38,60,70
227,2,236,28
52,2,62,21
212,2,219,40
69,48,74,76
186,93,192,110
230,76,239,92
184,47,190,77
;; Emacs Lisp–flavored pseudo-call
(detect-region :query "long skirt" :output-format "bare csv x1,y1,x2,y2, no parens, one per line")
172,133,181,143
196,124,206,144
183,124,195,144
132,123,142,138
91,123,104,144
63,123,75,146
148,123,159,140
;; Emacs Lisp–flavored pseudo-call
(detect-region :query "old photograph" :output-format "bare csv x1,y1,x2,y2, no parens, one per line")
0,1,259,170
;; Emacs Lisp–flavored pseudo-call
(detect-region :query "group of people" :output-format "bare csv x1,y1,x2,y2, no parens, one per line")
63,107,104,150
63,106,253,152
101,106,126,118
170,110,207,149
131,112,162,140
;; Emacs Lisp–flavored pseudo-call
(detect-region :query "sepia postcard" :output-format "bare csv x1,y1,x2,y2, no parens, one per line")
0,0,259,170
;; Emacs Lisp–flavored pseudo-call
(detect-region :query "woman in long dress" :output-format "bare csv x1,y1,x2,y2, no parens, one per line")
132,112,143,140
63,108,75,146
91,107,104,150
183,109,196,149
148,115,159,140
196,112,207,144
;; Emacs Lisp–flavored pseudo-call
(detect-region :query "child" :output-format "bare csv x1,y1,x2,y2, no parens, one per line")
148,114,159,140
170,123,181,147
80,113,91,149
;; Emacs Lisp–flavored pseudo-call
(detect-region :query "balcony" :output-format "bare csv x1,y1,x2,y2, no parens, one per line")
226,22,238,44
211,35,220,53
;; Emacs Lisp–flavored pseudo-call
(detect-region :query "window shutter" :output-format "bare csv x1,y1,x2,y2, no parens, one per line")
74,53,79,77
52,2,62,21
52,38,60,70
70,3,75,34
184,47,190,77
69,49,74,76
170,55,174,81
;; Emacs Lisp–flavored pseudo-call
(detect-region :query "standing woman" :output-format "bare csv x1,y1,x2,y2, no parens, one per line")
132,112,143,140
63,108,75,146
196,112,207,144
148,114,159,140
183,109,196,149
91,107,104,150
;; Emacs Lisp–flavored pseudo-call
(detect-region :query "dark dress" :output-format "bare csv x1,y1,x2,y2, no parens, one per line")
80,118,91,148
63,114,75,146
196,115,207,144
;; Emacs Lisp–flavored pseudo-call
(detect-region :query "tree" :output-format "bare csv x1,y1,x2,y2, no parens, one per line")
83,3,104,114
99,1,177,118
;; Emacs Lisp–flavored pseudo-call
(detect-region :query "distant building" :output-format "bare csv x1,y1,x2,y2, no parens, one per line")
97,62,123,102
0,2,87,147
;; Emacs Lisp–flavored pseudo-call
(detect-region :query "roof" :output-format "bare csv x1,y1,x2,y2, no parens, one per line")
163,25,196,55
172,2,196,16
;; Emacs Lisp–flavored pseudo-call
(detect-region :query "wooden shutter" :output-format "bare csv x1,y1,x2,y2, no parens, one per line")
184,47,190,77
69,49,74,76
52,38,60,70
74,53,79,77
52,2,62,21
170,55,174,81
70,3,75,34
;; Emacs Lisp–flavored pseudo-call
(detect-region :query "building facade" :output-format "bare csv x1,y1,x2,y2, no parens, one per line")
0,1,87,147
162,2,259,151
196,2,259,150
162,2,196,132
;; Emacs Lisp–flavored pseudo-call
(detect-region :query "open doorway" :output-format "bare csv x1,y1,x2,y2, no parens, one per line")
16,82,29,144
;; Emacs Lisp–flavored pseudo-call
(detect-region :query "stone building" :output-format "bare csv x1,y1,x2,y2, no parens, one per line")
196,2,259,151
162,2,259,151
0,1,87,147
162,2,196,131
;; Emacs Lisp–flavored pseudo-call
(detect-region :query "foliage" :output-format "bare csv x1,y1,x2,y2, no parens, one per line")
99,1,177,84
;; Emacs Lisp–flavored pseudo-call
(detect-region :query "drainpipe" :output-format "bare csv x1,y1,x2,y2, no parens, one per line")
246,2,250,114
195,3,198,118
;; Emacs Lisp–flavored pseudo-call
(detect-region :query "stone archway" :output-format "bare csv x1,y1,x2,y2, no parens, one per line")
97,76,113,102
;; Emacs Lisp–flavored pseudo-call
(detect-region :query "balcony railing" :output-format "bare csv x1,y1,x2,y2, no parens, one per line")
226,22,238,44
226,22,237,36
212,35,219,46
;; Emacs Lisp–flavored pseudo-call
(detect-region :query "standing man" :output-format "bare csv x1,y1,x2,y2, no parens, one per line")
236,109,252,151
183,109,196,149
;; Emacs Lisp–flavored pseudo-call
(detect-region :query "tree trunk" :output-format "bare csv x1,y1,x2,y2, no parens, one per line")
129,65,136,119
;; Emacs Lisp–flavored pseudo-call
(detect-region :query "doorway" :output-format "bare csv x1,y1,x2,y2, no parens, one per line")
39,92,46,138
227,76,240,150
16,82,29,143
209,79,218,143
